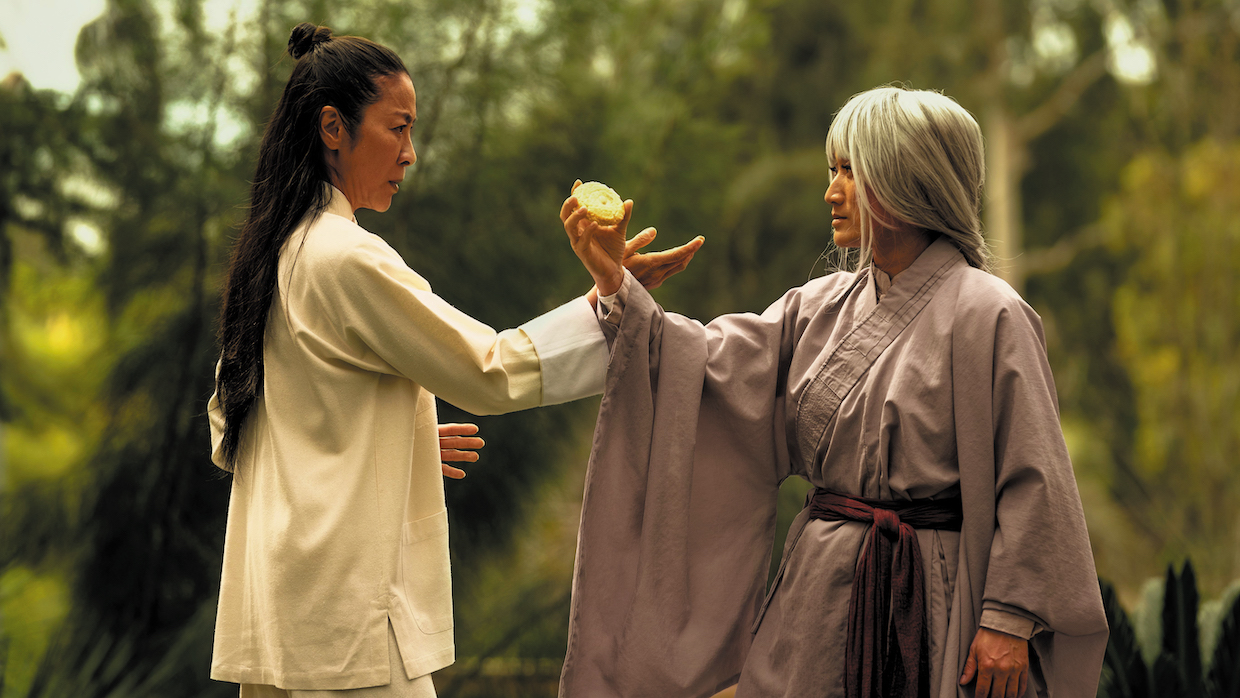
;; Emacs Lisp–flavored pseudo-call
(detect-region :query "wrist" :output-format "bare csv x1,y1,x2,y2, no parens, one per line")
595,267,624,297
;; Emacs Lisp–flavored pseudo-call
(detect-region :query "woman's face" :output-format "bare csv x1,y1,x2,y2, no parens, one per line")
327,72,417,213
824,156,860,248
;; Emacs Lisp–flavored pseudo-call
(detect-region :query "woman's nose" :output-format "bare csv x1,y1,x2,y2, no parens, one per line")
825,178,841,203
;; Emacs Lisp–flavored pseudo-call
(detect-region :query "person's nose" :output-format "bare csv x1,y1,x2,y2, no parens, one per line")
825,175,843,204
401,133,416,167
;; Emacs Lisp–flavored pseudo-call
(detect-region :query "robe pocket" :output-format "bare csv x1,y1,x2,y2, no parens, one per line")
401,508,453,634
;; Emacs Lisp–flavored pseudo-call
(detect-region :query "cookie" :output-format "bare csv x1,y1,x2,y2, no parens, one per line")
575,182,625,225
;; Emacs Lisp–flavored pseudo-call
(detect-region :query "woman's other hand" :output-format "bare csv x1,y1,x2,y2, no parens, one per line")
561,180,627,296
959,627,1029,698
621,228,704,291
438,423,483,479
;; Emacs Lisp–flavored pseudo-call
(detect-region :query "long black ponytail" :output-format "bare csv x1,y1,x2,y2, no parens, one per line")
215,23,406,470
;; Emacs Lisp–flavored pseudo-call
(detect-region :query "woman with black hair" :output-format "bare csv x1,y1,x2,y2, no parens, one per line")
207,23,698,697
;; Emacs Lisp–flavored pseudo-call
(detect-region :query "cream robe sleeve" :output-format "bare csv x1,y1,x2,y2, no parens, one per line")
287,224,602,416
208,220,606,468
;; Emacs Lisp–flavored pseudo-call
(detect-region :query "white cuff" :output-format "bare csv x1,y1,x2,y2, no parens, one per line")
595,271,632,328
520,295,608,406
598,290,618,313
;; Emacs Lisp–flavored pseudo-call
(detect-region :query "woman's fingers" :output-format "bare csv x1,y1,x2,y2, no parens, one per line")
633,254,695,290
439,436,484,451
560,180,586,222
975,669,993,698
616,199,634,238
560,195,579,222
439,423,482,479
959,641,978,685
661,236,704,263
563,205,590,242
997,671,1017,698
624,228,658,257
438,423,479,437
624,235,703,290
625,237,703,270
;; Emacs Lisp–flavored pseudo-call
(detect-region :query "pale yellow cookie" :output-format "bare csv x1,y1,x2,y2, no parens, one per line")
575,182,625,225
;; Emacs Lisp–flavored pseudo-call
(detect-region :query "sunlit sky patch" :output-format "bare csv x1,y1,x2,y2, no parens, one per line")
0,0,259,93
0,0,551,95
0,0,108,93
1106,12,1157,85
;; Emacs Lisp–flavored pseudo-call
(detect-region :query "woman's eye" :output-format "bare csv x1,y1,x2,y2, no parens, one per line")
829,166,838,175
843,165,852,173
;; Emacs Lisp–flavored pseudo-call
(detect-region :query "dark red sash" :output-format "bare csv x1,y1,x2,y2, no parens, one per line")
808,489,963,698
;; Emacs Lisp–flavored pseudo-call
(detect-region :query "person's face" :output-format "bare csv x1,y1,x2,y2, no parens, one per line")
824,156,860,248
326,72,417,213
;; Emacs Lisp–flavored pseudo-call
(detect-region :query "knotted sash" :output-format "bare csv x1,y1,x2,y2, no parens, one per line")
809,489,964,698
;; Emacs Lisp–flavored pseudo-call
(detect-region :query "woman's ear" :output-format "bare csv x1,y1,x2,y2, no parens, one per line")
319,105,345,151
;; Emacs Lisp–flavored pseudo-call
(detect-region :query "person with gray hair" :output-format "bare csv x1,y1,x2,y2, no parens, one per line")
556,85,1108,698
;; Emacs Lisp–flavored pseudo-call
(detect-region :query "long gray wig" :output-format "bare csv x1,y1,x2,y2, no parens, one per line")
825,86,990,272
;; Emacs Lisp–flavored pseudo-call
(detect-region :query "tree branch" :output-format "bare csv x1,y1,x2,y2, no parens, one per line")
1021,224,1106,277
1017,48,1110,142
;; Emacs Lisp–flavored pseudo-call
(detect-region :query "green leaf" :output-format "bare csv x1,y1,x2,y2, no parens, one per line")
1099,578,1151,698
1206,591,1240,698
1161,562,1205,696
1151,653,1185,696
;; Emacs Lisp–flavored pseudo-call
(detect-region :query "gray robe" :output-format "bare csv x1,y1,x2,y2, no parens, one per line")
559,238,1108,698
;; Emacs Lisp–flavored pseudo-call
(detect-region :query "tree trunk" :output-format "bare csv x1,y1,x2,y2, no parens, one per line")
984,105,1025,292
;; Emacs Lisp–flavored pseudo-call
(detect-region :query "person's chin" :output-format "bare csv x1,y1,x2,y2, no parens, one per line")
832,230,860,248
367,197,394,214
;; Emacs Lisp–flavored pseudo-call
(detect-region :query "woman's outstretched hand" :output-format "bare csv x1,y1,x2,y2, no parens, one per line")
561,180,703,296
960,627,1029,698
438,423,483,480
621,227,704,291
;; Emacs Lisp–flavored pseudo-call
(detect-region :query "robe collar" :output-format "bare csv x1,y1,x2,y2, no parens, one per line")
324,183,357,223
857,236,964,319
871,265,893,301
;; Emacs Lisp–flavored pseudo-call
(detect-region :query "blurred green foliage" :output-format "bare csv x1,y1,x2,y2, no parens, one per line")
1,0,1238,695
1098,563,1240,698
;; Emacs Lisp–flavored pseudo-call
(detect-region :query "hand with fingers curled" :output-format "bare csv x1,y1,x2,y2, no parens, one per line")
960,627,1030,698
560,179,703,300
438,423,484,480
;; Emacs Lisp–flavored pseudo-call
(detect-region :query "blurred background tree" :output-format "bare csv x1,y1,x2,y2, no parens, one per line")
0,0,1236,695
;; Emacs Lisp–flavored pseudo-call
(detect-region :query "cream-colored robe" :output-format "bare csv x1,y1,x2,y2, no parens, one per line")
207,187,606,690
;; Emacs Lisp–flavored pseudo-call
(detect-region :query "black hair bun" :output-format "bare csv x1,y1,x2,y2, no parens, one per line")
288,22,332,59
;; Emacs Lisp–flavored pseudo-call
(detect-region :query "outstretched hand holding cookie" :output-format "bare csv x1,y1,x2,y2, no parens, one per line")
560,179,703,296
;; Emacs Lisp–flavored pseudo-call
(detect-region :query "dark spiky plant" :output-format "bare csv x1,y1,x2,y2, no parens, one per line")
1098,562,1240,698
